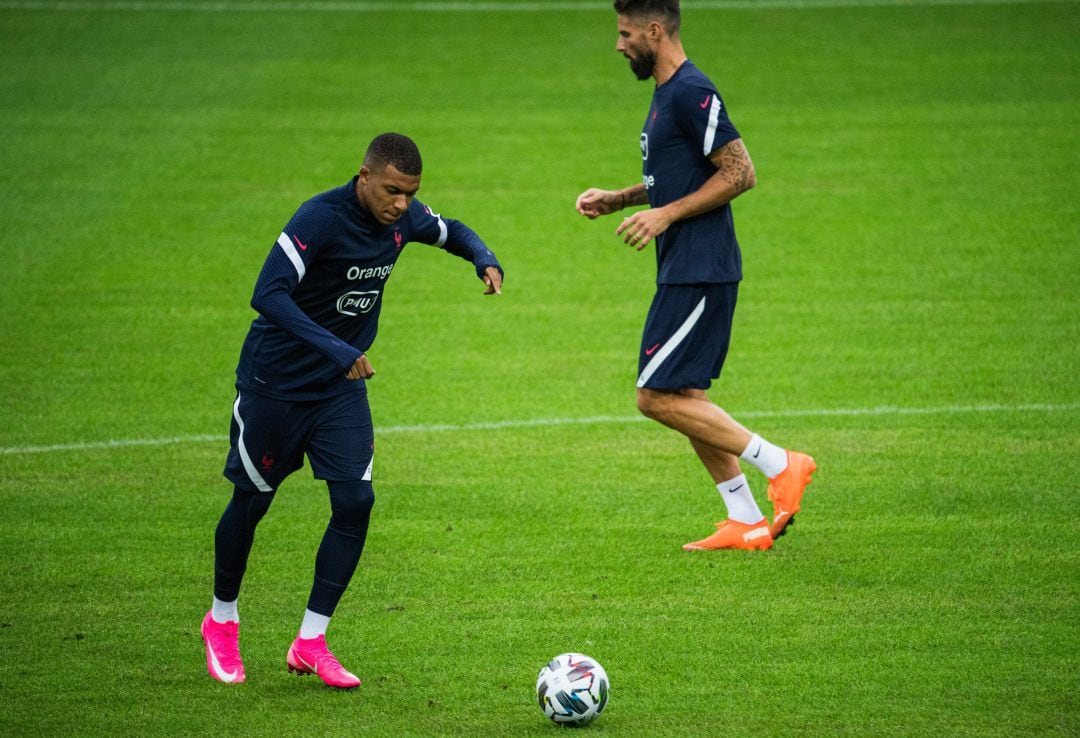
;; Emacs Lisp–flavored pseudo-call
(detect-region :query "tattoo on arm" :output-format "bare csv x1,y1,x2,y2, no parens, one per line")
710,138,756,194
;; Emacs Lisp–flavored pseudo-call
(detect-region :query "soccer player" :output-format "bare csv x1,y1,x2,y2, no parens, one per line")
201,133,503,688
575,0,815,551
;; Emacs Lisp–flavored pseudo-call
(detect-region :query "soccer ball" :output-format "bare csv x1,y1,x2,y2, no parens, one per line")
536,652,609,726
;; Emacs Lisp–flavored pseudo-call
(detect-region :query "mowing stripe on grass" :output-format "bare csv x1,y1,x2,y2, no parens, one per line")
0,0,1073,12
2,402,1077,456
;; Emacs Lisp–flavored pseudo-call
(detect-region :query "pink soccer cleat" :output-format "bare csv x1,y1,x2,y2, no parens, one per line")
286,635,361,689
201,611,246,684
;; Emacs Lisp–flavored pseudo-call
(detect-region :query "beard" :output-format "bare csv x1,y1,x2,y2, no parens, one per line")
628,48,656,81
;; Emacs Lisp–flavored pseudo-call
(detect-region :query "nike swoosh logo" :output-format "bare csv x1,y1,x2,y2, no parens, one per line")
753,444,761,459
645,343,661,356
294,235,309,251
699,94,711,108
728,483,745,493
298,654,318,674
207,639,238,683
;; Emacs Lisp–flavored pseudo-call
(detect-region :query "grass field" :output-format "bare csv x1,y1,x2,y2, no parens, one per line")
1,0,1078,735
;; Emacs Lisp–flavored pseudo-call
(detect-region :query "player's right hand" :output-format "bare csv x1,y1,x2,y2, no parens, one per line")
575,188,619,219
346,354,375,380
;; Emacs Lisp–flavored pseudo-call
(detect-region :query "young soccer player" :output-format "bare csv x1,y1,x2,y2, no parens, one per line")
201,133,503,687
575,0,815,551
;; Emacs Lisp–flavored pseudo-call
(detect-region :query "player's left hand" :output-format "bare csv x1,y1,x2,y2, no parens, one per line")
482,266,503,295
616,208,673,251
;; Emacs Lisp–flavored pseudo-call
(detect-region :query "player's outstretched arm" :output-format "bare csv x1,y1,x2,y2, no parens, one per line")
575,185,647,219
435,217,504,295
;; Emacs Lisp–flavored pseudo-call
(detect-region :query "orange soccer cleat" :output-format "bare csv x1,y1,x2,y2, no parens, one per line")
767,451,817,539
682,519,774,551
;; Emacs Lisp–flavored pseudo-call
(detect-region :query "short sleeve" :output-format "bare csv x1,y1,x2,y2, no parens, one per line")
674,80,740,158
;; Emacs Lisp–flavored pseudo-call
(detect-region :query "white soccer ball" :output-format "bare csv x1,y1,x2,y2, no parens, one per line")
536,652,610,726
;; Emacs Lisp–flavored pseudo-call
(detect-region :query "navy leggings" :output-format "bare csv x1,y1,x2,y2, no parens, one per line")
213,479,375,617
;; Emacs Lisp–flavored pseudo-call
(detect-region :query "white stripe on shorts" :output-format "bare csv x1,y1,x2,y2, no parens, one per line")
277,232,306,281
232,392,273,492
637,296,707,388
361,455,373,482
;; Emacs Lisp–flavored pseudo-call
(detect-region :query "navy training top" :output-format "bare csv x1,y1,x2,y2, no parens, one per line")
641,60,743,284
235,176,501,401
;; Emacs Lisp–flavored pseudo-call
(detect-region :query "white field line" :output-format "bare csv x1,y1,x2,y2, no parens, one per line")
1,402,1077,456
0,0,1073,12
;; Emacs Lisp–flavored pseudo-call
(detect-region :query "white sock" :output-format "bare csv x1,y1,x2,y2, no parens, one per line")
211,597,239,624
299,609,331,640
717,474,765,525
740,433,789,478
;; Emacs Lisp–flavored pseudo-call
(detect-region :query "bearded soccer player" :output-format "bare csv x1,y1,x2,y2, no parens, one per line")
575,0,816,551
201,133,503,688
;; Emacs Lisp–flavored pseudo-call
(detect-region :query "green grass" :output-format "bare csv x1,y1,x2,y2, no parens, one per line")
1,1,1078,735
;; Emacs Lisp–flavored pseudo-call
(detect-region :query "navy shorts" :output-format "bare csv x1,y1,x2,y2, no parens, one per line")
223,385,374,493
636,282,739,391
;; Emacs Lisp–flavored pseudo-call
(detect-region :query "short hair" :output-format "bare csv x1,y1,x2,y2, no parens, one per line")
613,0,681,35
363,132,422,176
